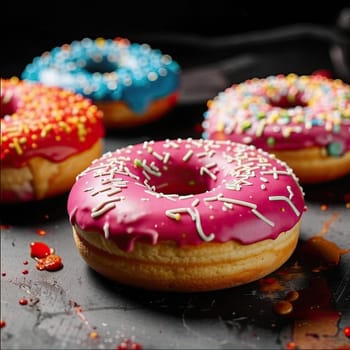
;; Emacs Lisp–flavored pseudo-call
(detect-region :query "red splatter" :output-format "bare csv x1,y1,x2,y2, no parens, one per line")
30,241,52,259
36,254,63,271
344,326,350,338
19,298,28,305
21,269,29,275
285,342,297,350
116,339,143,350
261,212,349,350
89,331,99,339
36,229,47,236
320,204,328,211
29,241,63,272
0,320,6,328
300,235,349,271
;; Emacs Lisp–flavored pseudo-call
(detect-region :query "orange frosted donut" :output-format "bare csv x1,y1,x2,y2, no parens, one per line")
67,138,306,292
1,77,105,203
202,74,350,183
21,37,180,128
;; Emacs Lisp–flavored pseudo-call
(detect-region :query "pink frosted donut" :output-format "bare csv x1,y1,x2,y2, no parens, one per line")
202,73,350,183
67,138,306,292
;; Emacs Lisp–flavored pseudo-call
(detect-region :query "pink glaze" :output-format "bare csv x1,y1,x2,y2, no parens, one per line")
202,74,350,156
67,138,306,252
1,78,104,168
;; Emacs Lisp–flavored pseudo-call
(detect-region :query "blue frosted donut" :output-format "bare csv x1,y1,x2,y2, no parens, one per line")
22,37,181,128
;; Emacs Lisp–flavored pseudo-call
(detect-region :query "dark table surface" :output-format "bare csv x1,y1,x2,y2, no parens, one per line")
1,18,350,350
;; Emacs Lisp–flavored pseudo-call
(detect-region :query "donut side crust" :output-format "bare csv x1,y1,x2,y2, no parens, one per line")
72,221,301,292
95,92,178,128
272,147,350,184
1,140,103,202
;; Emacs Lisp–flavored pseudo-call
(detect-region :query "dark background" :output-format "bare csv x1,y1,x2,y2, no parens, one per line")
2,2,350,80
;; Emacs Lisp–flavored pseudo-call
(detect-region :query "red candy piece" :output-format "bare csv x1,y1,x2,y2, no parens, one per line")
30,241,52,259
312,69,332,79
36,254,63,271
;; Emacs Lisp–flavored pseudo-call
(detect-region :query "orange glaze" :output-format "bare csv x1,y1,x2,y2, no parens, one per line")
1,77,104,168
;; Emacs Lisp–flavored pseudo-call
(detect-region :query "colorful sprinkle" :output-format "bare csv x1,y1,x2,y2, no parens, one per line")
202,74,350,156
21,37,180,114
1,78,104,169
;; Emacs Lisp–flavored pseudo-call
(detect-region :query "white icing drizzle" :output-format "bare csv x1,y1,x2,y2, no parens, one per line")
218,196,274,226
122,166,140,180
190,140,203,147
164,140,179,148
196,151,209,158
218,196,256,208
166,207,195,220
90,186,111,196
223,202,233,209
152,151,163,161
140,159,162,177
225,177,253,191
182,149,193,162
251,209,274,226
165,207,215,241
191,198,200,207
142,170,151,180
103,222,110,239
261,167,291,179
204,194,222,202
156,182,169,189
269,186,300,216
144,189,178,201
92,196,125,213
179,194,194,200
192,207,215,241
83,186,94,192
162,152,170,163
91,202,116,218
107,188,122,196
205,162,217,169
200,166,217,180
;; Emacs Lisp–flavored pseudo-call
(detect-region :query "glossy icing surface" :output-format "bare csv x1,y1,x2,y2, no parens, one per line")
21,37,180,113
1,77,104,168
202,74,350,156
67,138,306,252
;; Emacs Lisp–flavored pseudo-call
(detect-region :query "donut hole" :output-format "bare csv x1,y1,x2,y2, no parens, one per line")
144,166,212,196
1,91,19,118
268,93,307,109
84,58,118,74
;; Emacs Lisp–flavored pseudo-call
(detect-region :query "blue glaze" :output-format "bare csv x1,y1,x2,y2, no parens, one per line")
21,38,180,113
